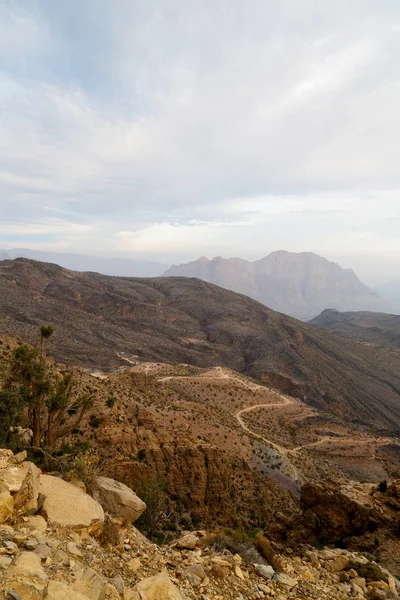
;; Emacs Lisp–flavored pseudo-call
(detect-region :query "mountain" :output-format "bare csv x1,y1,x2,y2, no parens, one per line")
0,248,168,277
309,309,400,350
1,258,400,432
163,251,382,320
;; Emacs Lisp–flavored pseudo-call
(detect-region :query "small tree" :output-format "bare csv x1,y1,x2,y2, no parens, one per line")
2,342,93,453
40,324,54,356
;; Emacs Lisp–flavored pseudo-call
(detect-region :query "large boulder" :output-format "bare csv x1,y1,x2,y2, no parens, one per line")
89,476,146,523
47,580,90,600
3,552,48,599
39,474,104,533
125,572,183,600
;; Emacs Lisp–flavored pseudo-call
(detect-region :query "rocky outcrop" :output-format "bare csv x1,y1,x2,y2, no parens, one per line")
0,449,40,520
125,572,183,600
89,477,146,524
39,475,104,533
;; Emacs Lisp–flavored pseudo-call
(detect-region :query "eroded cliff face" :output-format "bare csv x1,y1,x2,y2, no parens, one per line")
92,413,296,530
289,480,400,576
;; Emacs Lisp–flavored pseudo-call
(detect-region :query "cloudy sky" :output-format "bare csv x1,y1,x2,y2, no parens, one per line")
1,0,400,283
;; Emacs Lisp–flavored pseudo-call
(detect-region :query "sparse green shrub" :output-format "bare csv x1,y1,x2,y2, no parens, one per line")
106,395,116,408
346,560,388,583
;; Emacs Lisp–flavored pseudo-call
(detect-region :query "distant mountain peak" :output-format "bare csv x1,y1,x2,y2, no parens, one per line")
164,250,382,320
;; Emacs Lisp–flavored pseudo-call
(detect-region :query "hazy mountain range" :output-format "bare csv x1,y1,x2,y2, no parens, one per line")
0,248,167,277
164,251,384,320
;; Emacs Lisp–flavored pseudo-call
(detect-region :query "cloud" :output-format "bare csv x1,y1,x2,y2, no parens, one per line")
1,0,400,280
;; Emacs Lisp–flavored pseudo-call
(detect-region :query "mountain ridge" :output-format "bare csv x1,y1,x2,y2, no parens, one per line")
164,250,382,320
1,258,400,433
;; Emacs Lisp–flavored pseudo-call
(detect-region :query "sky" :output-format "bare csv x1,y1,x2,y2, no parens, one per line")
1,1,400,284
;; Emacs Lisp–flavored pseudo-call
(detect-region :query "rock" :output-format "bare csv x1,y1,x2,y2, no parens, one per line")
0,555,13,569
273,573,298,588
47,580,90,600
73,565,108,599
39,475,104,533
234,565,245,580
25,516,47,534
128,557,142,572
255,564,275,580
327,555,351,572
24,538,39,550
5,461,40,515
187,564,206,580
89,476,146,524
125,571,183,599
4,552,48,599
67,541,83,557
104,583,121,599
0,490,13,524
111,575,124,594
11,451,27,464
175,533,199,550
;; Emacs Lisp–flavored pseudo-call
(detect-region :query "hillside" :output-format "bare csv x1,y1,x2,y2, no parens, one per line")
0,247,168,277
164,251,382,320
1,259,400,433
309,309,400,350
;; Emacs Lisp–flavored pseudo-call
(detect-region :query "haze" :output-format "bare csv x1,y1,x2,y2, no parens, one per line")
1,1,400,285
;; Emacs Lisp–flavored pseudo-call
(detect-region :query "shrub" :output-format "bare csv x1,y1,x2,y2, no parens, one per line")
346,560,388,583
378,480,388,493
106,395,116,409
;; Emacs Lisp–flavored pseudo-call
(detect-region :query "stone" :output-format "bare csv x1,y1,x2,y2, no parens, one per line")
47,580,90,600
73,565,108,599
176,533,199,550
187,564,206,580
67,541,83,557
89,476,146,523
234,565,245,580
4,552,48,599
273,573,298,588
0,490,13,524
0,555,13,568
24,538,39,550
124,571,183,599
8,462,40,515
25,516,47,534
112,575,125,594
39,475,104,533
128,557,142,572
255,564,275,580
12,451,27,464
104,583,121,599
327,555,351,572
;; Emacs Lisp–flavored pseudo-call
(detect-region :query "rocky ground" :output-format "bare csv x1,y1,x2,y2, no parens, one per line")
1,448,400,600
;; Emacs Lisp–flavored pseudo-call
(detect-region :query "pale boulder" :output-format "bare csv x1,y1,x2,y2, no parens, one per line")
0,489,13,524
47,580,90,600
124,571,183,600
89,476,146,523
39,475,104,533
4,552,48,599
175,533,199,550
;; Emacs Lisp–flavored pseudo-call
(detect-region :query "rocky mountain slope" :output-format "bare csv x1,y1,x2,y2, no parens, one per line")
2,448,400,599
0,248,167,277
309,310,400,350
1,258,400,433
1,259,400,433
164,251,382,320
